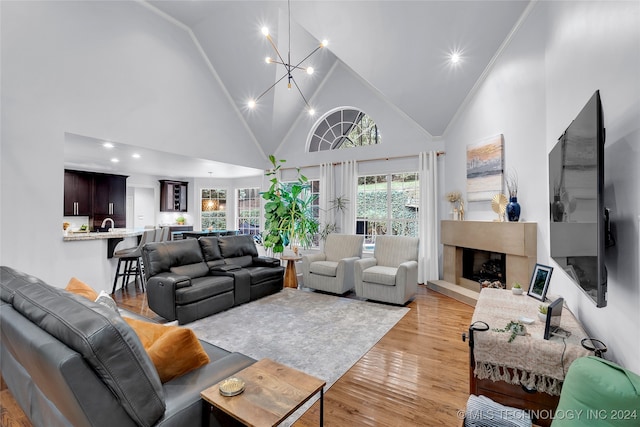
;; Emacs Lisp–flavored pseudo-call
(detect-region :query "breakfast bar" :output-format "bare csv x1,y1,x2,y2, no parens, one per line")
63,229,143,258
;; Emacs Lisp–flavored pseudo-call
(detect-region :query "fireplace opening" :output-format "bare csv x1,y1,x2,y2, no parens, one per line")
462,248,506,288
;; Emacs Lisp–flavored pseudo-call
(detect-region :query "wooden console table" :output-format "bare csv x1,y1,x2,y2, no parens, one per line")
468,288,591,426
201,358,325,426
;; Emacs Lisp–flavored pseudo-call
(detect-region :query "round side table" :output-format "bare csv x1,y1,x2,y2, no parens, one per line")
280,255,302,288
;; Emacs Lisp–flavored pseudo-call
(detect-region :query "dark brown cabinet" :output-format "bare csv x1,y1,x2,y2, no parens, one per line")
63,169,128,229
64,170,93,216
92,173,127,229
160,180,188,212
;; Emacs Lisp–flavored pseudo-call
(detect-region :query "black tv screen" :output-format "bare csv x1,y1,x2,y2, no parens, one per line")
548,90,607,307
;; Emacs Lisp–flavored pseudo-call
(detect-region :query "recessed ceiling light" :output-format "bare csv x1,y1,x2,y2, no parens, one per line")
450,52,461,64
103,142,114,149
111,158,119,163
132,153,141,159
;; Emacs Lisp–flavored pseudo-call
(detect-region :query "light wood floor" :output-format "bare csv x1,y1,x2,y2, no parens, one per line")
0,284,474,427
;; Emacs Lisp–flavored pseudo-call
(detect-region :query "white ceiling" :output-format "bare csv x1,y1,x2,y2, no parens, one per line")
64,133,264,179
64,0,530,178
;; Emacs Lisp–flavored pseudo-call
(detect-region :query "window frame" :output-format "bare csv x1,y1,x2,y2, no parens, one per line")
200,187,228,231
355,172,420,251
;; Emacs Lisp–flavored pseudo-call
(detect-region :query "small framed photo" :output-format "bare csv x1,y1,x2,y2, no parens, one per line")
527,264,554,301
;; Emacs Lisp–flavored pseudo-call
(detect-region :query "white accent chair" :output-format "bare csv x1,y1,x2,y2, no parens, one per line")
302,234,364,294
354,235,419,305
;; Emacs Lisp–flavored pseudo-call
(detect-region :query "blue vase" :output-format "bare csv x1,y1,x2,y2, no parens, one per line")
507,197,521,222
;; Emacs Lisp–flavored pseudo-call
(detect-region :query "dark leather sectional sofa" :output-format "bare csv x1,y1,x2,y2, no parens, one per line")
142,234,284,324
0,266,256,427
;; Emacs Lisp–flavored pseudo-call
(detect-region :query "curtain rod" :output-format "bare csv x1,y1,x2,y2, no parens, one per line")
278,151,445,171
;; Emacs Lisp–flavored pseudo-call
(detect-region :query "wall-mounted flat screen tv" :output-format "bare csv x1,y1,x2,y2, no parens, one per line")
548,90,608,307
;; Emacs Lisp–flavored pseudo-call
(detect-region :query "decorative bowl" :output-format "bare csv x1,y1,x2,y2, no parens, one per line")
219,377,245,396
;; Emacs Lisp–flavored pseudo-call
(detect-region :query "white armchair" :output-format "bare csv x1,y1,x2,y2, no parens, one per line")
302,234,364,294
354,235,419,305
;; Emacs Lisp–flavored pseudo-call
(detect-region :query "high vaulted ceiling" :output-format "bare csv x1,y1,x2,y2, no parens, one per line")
148,0,530,146
64,1,531,177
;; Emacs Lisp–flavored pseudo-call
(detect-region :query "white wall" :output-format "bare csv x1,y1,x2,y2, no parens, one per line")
0,1,262,291
276,61,444,167
443,1,640,371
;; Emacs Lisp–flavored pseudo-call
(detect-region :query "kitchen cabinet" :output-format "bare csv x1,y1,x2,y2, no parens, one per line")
160,180,188,212
64,170,127,229
64,170,92,216
93,173,127,228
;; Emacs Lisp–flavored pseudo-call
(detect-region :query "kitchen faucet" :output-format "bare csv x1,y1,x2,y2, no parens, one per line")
101,218,115,231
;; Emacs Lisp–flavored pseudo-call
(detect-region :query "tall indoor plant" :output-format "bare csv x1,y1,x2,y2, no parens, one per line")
261,155,319,254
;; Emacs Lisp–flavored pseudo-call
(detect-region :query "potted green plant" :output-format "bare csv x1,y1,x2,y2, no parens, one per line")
512,282,523,295
538,304,548,321
318,195,349,243
175,215,185,225
261,155,319,255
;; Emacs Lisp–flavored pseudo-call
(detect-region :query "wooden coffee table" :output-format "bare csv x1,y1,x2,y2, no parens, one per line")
201,358,325,426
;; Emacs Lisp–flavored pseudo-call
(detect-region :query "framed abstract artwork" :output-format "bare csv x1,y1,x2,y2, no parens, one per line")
466,134,504,202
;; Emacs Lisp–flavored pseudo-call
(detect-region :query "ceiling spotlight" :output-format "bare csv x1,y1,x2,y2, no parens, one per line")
102,142,114,149
308,108,316,116
132,153,141,159
265,57,272,64
110,158,119,163
250,0,328,114
248,99,256,109
450,52,461,64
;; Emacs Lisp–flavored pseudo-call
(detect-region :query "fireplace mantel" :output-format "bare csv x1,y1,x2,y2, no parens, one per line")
437,220,537,303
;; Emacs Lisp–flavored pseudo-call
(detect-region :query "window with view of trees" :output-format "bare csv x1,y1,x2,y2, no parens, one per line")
201,188,227,230
308,108,380,152
237,187,260,236
356,173,419,250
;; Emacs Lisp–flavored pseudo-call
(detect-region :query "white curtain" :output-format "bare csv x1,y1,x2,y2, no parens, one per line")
419,151,439,283
319,162,335,246
340,160,357,235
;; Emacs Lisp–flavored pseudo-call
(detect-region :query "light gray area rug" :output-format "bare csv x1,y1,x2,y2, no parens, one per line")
188,288,409,425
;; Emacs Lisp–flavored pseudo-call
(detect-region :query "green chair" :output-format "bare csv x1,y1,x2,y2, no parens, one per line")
551,356,640,427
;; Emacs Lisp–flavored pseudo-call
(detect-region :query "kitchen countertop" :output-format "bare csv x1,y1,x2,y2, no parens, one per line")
63,229,143,241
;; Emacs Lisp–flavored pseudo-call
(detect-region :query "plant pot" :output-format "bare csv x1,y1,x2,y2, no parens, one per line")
538,312,547,322
512,287,523,295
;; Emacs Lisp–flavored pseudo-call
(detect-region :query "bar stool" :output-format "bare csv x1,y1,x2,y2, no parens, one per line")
111,229,155,294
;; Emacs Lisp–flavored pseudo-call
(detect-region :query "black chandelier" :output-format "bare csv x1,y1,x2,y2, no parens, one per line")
248,0,328,116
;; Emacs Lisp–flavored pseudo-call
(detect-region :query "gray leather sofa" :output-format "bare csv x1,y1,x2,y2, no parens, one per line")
0,266,256,427
143,235,284,325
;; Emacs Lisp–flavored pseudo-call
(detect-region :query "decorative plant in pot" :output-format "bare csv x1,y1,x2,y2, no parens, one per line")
261,155,319,255
538,304,548,321
318,195,349,243
175,215,186,225
505,169,520,222
512,282,523,295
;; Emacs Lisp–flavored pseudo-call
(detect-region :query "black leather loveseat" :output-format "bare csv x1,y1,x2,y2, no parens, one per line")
0,266,256,427
143,235,284,324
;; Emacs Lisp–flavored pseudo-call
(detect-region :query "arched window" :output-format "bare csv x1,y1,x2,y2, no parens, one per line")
308,108,381,152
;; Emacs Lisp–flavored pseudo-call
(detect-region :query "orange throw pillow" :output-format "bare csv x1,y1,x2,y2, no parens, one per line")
123,317,210,383
66,277,99,301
